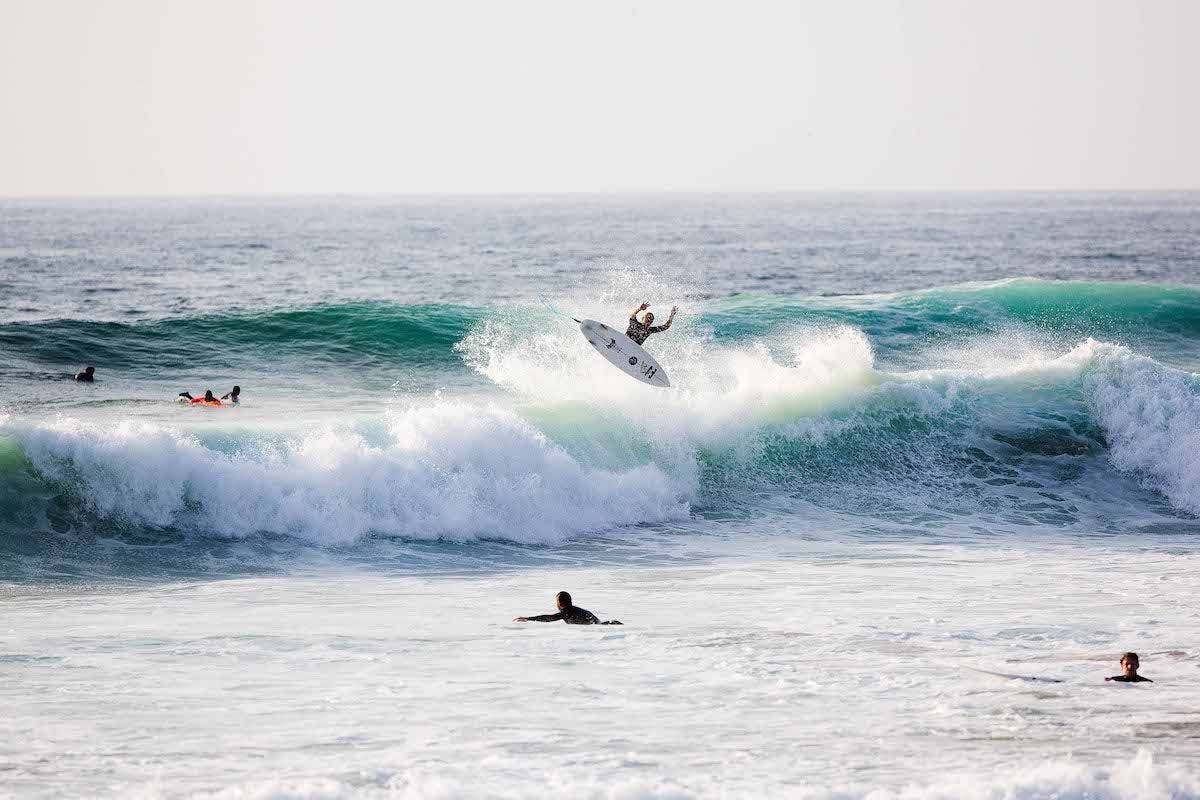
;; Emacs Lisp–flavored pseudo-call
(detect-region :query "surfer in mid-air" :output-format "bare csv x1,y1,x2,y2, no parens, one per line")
626,302,678,345
513,591,622,625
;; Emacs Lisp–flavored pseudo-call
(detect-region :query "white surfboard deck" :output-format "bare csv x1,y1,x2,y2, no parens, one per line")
579,319,671,388
963,666,1064,683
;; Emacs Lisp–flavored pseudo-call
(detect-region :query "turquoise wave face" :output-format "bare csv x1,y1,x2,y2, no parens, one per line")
704,279,1200,367
0,302,485,376
5,279,1199,383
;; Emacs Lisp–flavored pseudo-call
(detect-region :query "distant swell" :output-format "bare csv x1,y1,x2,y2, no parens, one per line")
4,278,1200,375
0,302,483,372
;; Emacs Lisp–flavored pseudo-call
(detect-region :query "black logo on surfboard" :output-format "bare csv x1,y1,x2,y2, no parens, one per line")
628,356,638,365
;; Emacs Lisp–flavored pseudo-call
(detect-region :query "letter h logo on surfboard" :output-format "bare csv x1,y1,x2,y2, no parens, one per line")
579,320,671,387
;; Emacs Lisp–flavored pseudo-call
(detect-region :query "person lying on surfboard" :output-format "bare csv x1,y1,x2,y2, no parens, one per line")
626,302,678,345
177,389,223,406
513,591,622,625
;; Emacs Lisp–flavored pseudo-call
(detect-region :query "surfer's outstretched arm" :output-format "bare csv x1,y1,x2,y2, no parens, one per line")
514,612,565,622
630,302,649,320
648,307,678,334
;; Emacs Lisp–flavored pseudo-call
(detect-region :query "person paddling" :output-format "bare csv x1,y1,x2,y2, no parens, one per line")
178,389,223,407
626,302,677,346
513,591,622,625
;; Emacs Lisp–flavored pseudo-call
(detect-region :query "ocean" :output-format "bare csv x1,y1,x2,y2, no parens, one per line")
2,193,1199,798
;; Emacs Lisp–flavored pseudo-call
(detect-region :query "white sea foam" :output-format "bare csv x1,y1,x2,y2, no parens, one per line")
1079,340,1200,516
460,310,879,441
188,774,694,800
837,751,1200,800
12,402,690,544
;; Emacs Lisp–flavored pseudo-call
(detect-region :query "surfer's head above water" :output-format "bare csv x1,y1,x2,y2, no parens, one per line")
1106,651,1152,683
512,590,622,625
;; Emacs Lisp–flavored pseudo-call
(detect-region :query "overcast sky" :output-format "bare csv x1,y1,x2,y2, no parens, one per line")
1,0,1196,195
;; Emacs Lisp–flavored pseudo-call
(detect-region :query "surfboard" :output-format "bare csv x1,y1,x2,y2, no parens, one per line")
964,666,1064,683
579,319,671,388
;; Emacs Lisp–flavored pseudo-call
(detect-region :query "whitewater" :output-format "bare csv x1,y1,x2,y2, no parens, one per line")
2,194,1200,798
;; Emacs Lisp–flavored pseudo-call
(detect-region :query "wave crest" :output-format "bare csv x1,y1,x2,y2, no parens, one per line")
9,403,691,545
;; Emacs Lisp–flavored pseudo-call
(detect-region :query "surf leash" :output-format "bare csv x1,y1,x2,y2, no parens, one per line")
539,295,581,324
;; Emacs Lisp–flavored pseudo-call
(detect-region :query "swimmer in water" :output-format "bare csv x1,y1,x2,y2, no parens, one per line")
221,385,241,403
74,366,96,382
1105,651,1153,683
626,302,678,346
513,591,622,625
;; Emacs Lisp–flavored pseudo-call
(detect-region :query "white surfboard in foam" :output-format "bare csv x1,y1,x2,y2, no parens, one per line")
579,319,671,388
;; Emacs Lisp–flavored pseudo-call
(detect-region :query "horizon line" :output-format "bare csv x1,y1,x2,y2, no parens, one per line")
3,187,1199,201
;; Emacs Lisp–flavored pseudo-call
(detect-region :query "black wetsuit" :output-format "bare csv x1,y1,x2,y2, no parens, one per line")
626,317,669,346
1108,674,1153,682
74,371,94,382
522,605,621,625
